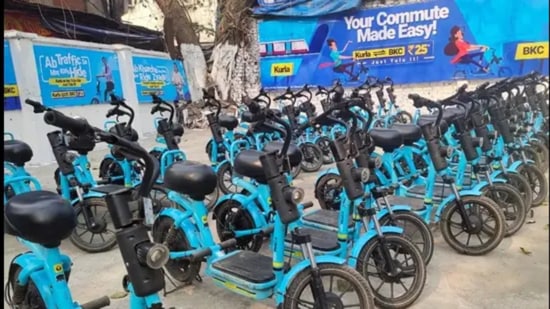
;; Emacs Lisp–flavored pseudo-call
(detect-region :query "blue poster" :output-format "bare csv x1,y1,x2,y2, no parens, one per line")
33,45,124,107
4,40,21,111
132,56,191,103
258,0,549,89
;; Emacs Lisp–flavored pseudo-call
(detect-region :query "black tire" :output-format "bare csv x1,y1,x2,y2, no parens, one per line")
217,161,240,194
505,172,534,212
518,164,548,207
131,183,174,220
523,147,543,171
299,143,323,173
395,111,413,124
8,265,47,308
482,183,527,237
213,200,263,252
379,211,435,266
315,136,334,164
282,263,376,309
204,186,219,212
152,216,202,283
70,198,117,253
98,157,124,185
149,150,163,162
440,196,505,255
290,164,302,179
356,234,426,308
529,139,549,172
314,173,343,211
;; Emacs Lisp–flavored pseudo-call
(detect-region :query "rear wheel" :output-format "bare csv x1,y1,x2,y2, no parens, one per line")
217,161,241,194
98,157,124,185
299,143,323,173
70,197,117,253
8,265,47,308
152,216,202,283
315,136,334,164
395,111,413,124
523,147,543,171
283,263,376,309
214,200,263,252
314,173,343,211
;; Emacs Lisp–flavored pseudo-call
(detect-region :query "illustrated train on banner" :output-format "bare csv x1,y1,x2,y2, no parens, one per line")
257,0,549,89
4,42,191,110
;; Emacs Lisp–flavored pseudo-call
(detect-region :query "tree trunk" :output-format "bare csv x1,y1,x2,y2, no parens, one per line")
155,0,200,50
214,0,256,46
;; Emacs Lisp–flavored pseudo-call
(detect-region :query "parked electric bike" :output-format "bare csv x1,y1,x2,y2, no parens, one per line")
5,103,172,308
4,133,42,203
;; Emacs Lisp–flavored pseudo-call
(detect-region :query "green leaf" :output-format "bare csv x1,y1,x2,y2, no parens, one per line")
520,247,532,256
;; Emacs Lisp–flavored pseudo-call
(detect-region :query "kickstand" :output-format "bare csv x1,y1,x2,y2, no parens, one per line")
162,269,195,296
527,209,536,224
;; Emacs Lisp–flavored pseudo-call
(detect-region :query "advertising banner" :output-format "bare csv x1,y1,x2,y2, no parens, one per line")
132,56,191,104
258,0,549,89
4,40,21,111
33,45,124,107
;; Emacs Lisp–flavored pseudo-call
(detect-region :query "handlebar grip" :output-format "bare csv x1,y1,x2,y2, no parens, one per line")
24,99,47,113
44,110,92,135
80,296,111,309
302,201,314,209
150,93,162,104
150,105,160,115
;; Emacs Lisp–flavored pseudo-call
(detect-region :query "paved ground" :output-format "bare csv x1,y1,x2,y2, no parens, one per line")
4,129,549,309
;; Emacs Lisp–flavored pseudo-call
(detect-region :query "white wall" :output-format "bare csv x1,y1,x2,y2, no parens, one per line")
4,31,183,165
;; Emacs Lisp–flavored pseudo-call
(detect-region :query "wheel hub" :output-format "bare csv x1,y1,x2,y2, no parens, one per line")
465,214,483,234
317,292,345,309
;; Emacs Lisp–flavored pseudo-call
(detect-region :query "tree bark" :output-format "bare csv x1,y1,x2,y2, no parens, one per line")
155,0,200,47
214,0,255,46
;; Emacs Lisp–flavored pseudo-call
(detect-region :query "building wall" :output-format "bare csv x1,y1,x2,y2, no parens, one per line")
121,0,217,42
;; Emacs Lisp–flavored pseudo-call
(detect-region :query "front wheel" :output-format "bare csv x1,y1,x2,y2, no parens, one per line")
518,164,548,207
356,234,426,308
299,143,323,173
152,216,202,283
395,111,413,124
379,211,434,266
529,140,549,172
70,198,117,253
440,196,505,256
282,263,375,309
98,157,124,185
482,183,526,237
505,172,534,212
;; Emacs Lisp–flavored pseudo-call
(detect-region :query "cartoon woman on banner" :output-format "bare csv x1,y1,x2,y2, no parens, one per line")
95,56,116,103
444,26,489,73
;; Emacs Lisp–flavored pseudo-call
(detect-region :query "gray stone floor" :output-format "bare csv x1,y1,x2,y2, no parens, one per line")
4,129,549,308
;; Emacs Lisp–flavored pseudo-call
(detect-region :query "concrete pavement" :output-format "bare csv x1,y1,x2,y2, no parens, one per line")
4,129,549,308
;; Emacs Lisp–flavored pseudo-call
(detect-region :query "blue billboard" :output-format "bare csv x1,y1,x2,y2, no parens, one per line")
258,0,549,89
33,45,124,107
132,56,191,103
4,40,21,111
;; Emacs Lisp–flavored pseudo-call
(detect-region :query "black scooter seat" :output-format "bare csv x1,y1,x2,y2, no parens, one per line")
302,209,355,229
212,251,275,283
4,140,33,166
369,128,404,152
219,115,239,130
390,124,422,145
285,227,339,251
